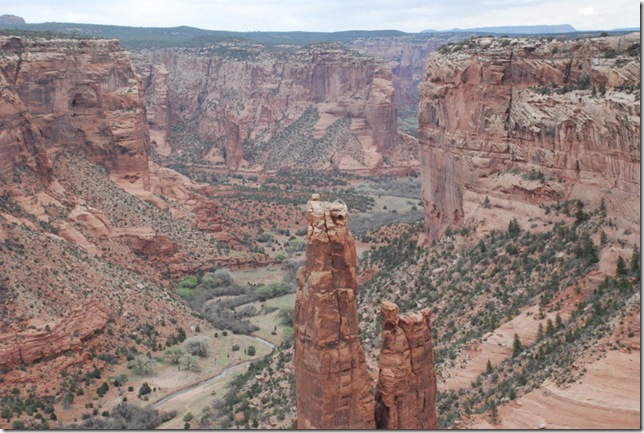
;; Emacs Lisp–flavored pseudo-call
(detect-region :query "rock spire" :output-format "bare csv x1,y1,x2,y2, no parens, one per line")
294,194,438,429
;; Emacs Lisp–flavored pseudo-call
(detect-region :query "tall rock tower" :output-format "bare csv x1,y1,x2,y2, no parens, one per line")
294,195,375,429
375,301,438,429
294,194,438,429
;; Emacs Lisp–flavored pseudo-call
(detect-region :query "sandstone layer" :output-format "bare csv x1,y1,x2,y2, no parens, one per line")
294,196,375,429
0,300,111,368
133,42,397,171
376,301,438,429
0,36,150,187
419,33,641,241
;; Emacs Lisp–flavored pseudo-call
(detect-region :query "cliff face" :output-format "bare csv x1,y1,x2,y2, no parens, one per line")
133,42,398,171
419,33,641,241
351,35,454,112
0,36,150,187
294,196,437,429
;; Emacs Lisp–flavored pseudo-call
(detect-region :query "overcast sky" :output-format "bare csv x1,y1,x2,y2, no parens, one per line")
5,0,640,33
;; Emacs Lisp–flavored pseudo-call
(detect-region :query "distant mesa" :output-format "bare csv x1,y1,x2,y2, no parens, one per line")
0,14,25,25
422,24,577,34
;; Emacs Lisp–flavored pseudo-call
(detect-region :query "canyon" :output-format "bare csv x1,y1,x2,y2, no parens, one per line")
0,25,639,430
133,42,403,172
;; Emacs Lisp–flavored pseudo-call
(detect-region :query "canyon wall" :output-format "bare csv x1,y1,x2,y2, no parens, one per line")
419,33,640,241
294,196,437,429
0,36,151,187
351,35,458,112
133,42,398,171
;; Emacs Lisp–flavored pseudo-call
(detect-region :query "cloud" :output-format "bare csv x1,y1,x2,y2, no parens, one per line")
5,0,639,32
578,6,597,16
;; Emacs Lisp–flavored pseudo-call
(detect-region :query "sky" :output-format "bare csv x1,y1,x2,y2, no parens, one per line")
4,0,640,33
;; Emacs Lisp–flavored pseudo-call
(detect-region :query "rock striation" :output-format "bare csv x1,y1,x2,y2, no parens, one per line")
295,195,438,429
376,301,438,429
0,36,150,187
0,300,111,368
419,33,641,241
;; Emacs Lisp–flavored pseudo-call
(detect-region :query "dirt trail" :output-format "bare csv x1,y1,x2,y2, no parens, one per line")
152,336,275,429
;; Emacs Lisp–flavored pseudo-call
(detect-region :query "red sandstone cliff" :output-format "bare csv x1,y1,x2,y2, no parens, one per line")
133,42,398,171
0,36,151,187
418,33,641,241
294,196,438,429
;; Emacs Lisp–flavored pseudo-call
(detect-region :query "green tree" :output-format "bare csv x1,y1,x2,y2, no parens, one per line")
537,322,544,341
512,333,523,357
96,382,109,397
278,307,294,327
631,246,640,278
183,336,208,357
128,354,157,375
138,382,152,397
508,218,520,237
247,345,256,356
164,345,185,364
546,318,555,336
485,359,493,374
180,354,200,372
616,256,627,277
555,312,563,329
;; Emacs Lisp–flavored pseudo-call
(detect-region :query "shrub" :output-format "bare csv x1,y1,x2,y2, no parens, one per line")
183,336,208,357
138,382,152,398
179,275,198,289
96,382,109,397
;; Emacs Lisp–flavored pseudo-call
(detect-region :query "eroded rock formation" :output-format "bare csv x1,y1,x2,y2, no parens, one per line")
419,33,641,241
295,196,438,429
294,196,375,429
0,301,111,368
376,301,438,429
0,36,150,187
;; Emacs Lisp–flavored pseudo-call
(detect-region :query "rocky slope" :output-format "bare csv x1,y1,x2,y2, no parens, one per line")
133,42,401,171
419,33,640,241
0,35,265,422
